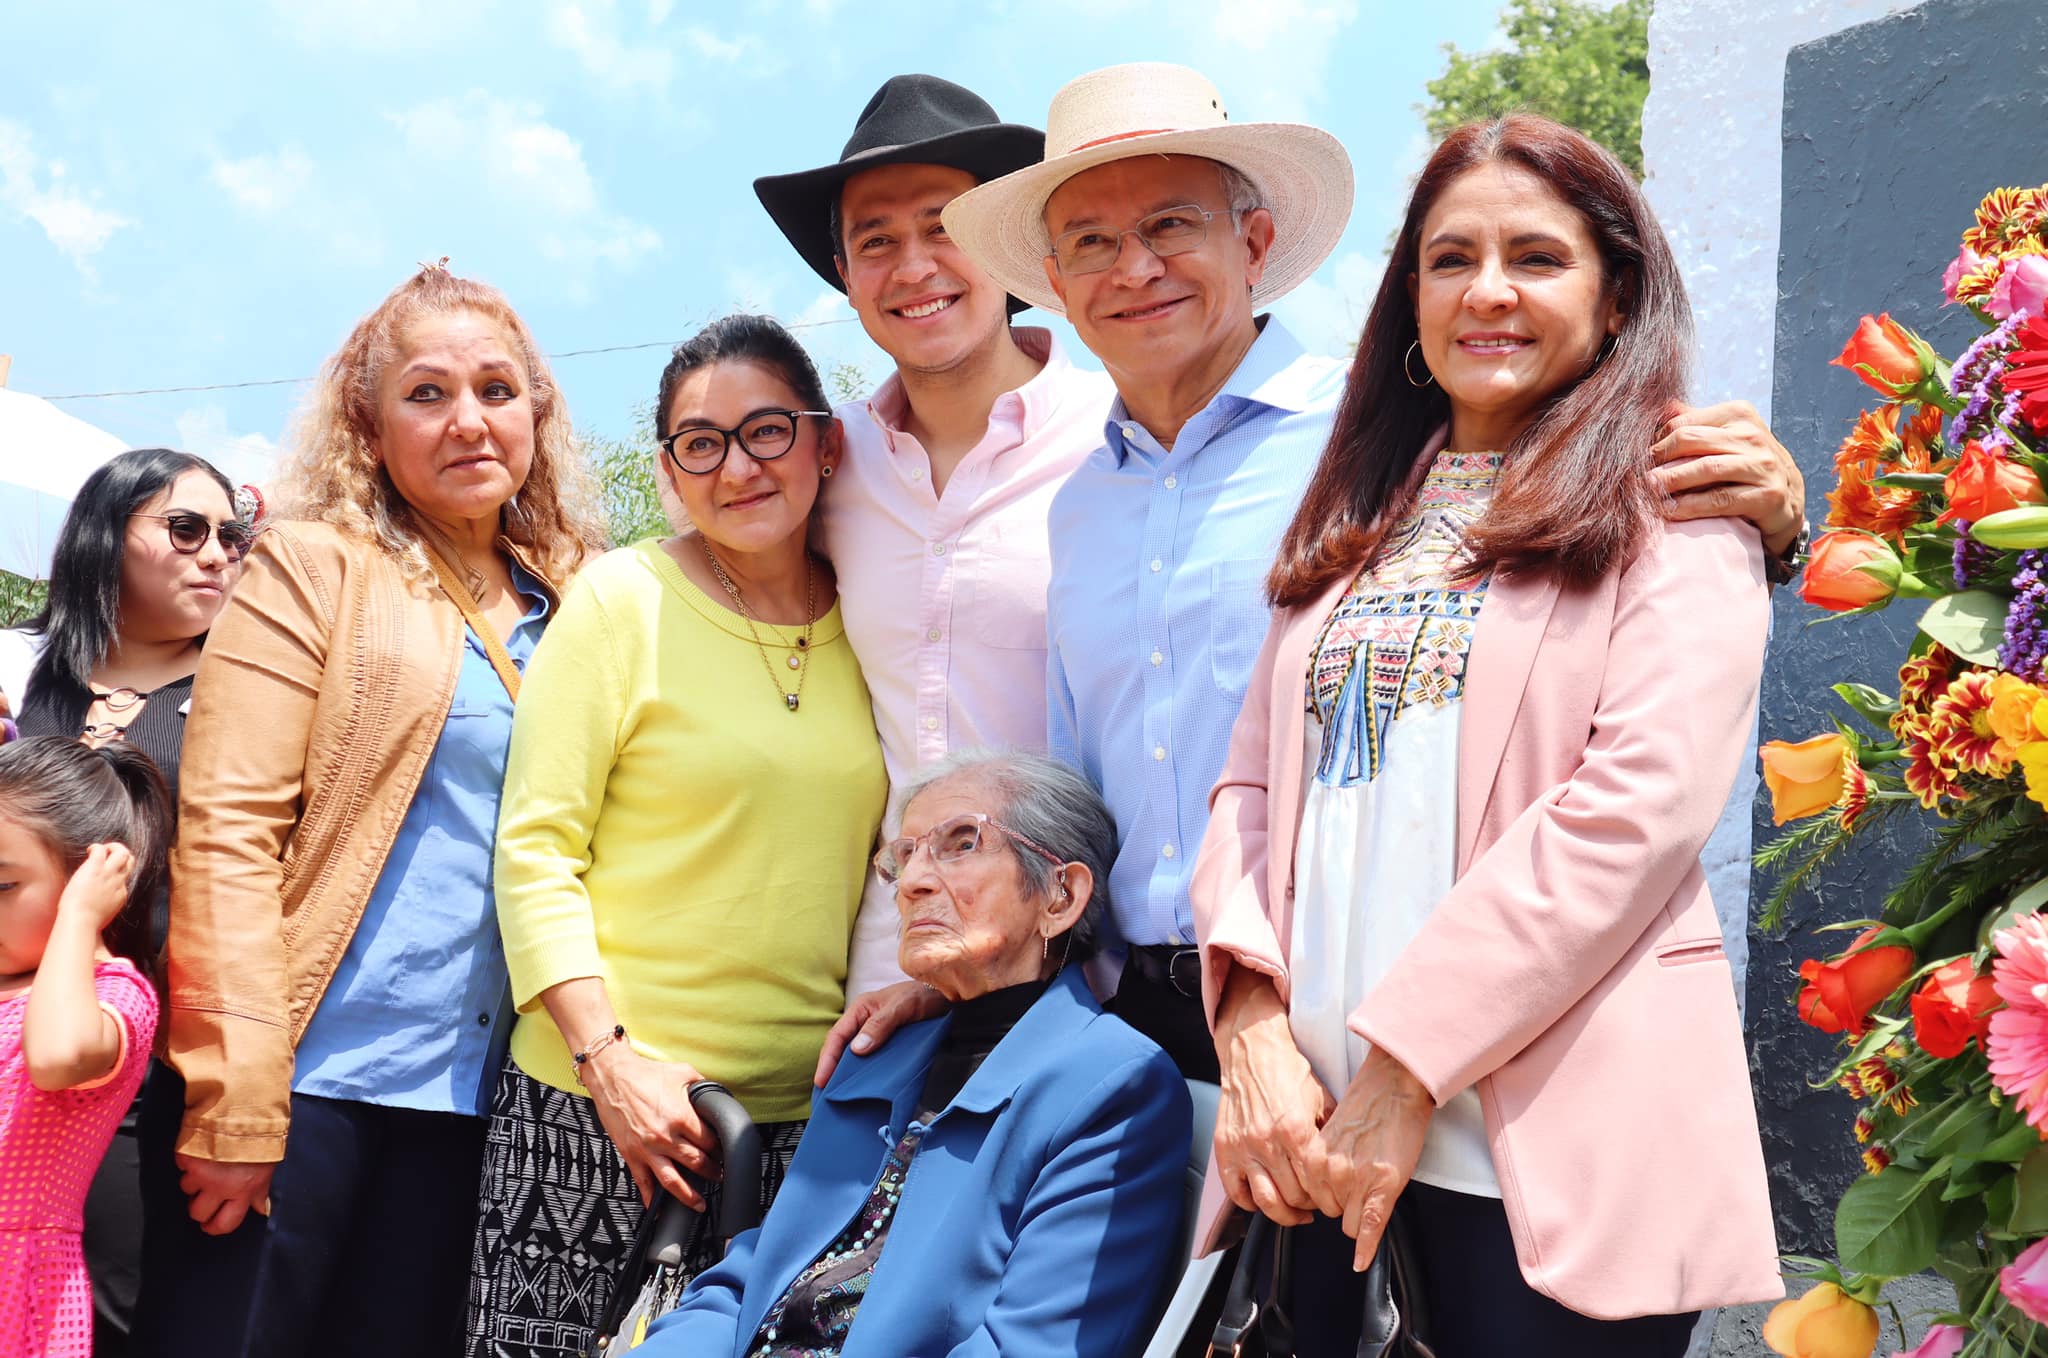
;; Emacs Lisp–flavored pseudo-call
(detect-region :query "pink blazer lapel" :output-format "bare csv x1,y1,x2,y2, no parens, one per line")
1456,567,1563,874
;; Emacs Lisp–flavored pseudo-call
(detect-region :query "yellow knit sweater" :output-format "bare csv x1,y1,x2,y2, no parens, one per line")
494,540,886,1122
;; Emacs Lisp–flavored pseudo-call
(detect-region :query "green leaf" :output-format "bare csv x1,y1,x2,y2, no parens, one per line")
1981,877,2048,950
2013,1146,2048,1235
1986,1173,2018,1230
1916,591,2012,664
1962,1122,2044,1165
1835,1165,1943,1275
1872,472,1949,491
1833,682,1902,728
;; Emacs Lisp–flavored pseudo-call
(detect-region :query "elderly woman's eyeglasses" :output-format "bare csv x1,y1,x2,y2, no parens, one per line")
130,513,256,562
874,813,1067,885
1048,204,1246,276
659,409,832,476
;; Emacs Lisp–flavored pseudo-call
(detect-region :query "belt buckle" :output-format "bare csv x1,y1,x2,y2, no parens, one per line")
1166,947,1203,999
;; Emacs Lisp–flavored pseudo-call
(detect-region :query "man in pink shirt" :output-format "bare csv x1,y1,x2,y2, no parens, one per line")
755,76,1114,998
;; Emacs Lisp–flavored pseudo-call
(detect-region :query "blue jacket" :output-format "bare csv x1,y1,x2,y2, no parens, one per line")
642,966,1191,1358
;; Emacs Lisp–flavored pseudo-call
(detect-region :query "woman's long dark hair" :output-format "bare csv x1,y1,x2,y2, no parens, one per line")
22,448,234,733
0,735,174,964
1268,115,1693,608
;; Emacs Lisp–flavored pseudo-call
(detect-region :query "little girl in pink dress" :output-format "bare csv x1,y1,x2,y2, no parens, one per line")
0,736,173,1357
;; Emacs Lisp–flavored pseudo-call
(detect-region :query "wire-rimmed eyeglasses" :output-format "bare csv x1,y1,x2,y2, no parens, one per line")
1048,203,1249,276
873,812,1068,885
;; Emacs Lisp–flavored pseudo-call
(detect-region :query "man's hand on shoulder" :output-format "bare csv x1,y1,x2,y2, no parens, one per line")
1652,400,1807,562
813,981,952,1088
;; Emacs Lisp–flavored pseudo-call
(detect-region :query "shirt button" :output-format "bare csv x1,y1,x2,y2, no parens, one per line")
1152,745,1166,761
1163,475,1178,489
475,1013,490,1027
926,628,942,642
1122,423,1138,439
910,469,923,481
1150,650,1163,666
1150,558,1162,573
923,715,939,731
932,542,947,556
1161,843,1177,859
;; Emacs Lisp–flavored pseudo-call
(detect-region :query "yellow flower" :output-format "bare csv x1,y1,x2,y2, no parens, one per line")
1763,1283,1880,1358
2018,741,2048,813
1761,734,1855,824
1989,676,2047,749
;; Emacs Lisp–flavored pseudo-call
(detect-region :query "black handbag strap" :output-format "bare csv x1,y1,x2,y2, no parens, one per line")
1208,1213,1294,1358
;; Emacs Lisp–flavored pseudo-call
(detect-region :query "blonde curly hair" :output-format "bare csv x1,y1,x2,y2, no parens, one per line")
274,262,606,587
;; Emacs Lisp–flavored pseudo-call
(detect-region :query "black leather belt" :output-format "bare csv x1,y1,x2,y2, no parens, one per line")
1124,943,1205,1000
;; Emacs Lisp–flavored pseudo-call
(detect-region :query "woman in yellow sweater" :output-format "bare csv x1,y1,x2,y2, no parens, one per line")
464,315,887,1358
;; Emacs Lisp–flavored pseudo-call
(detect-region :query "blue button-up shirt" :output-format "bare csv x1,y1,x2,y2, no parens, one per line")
293,563,551,1116
1046,318,1345,946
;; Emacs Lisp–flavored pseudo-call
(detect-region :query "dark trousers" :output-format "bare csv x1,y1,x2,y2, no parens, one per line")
83,1112,143,1358
1109,949,1221,1082
1288,1183,1698,1357
130,1063,486,1358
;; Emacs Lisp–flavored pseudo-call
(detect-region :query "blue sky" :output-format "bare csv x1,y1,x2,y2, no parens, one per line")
0,0,1508,485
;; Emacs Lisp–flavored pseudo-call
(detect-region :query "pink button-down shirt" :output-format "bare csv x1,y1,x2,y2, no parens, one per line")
818,328,1114,994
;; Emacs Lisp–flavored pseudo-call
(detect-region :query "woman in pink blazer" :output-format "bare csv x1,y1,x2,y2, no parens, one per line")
1190,114,1782,1356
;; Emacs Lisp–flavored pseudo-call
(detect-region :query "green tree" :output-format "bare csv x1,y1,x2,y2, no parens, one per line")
0,571,47,628
1423,0,1651,179
582,402,671,549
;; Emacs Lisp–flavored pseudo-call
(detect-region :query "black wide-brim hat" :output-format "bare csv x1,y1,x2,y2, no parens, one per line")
754,74,1046,316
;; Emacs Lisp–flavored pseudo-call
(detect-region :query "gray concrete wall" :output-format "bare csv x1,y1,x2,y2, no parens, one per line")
1710,1,2048,1352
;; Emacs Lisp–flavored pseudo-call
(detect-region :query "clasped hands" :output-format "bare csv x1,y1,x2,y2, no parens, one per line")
1212,973,1434,1271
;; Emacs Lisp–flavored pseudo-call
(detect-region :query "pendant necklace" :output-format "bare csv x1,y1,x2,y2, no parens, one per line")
702,541,816,712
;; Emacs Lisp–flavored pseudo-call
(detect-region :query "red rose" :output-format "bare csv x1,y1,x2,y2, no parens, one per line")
1910,956,2002,1058
1939,440,2046,525
1832,313,1934,395
1798,927,1915,1036
1799,533,1901,612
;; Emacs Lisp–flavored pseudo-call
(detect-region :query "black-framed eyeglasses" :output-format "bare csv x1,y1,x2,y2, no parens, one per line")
659,409,832,476
873,812,1068,885
130,512,256,562
1048,203,1250,276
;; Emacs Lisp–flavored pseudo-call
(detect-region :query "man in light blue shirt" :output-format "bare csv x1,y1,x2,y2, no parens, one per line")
942,64,1809,1082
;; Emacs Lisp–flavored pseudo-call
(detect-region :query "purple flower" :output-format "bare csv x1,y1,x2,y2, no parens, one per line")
1955,521,1997,588
2003,548,2048,680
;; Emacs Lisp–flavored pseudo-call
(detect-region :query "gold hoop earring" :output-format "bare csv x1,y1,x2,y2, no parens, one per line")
1403,341,1435,389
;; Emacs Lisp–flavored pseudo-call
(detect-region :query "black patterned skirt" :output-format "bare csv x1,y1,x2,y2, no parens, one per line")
463,1055,805,1358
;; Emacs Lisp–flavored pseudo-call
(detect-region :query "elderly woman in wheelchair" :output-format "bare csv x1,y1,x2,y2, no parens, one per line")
637,750,1191,1358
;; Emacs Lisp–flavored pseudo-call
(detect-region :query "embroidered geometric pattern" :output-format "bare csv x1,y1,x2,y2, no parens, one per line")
464,1056,804,1358
1307,453,1501,788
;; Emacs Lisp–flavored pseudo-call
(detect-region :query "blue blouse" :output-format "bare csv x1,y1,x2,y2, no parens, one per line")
292,562,551,1116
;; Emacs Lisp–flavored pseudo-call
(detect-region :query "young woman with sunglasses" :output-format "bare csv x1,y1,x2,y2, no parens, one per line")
8,446,246,1358
466,314,886,1358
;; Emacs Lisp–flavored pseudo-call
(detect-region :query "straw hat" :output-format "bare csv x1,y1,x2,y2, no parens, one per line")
940,63,1354,317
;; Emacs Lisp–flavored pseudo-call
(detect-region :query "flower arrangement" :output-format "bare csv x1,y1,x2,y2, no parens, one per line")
1758,185,2048,1357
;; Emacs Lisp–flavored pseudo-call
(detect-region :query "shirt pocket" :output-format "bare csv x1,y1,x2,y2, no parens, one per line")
1209,560,1273,700
964,519,1053,650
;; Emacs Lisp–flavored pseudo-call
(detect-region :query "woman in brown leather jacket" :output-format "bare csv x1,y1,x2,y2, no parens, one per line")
129,263,605,1358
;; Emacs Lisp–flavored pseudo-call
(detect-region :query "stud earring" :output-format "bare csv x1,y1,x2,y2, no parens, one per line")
820,464,835,478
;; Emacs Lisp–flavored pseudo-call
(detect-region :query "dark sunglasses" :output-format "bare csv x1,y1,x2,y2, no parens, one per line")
131,512,256,562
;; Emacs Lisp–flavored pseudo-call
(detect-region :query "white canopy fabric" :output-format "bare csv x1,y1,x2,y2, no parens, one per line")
0,388,128,580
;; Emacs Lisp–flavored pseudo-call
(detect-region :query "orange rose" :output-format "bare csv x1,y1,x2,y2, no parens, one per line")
1763,1282,1880,1358
1800,533,1901,612
1988,675,2044,750
1940,440,2046,525
1832,313,1934,395
1910,956,2002,1058
1798,927,1915,1036
1760,733,1855,825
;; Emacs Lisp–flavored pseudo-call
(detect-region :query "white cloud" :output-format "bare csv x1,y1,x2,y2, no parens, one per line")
387,93,661,276
547,0,672,94
209,148,314,216
175,406,283,490
679,26,747,63
1204,0,1360,121
272,0,489,47
0,119,133,277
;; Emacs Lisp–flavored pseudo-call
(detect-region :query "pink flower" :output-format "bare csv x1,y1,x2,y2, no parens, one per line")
1989,254,2048,322
1945,246,1987,302
2000,1236,2048,1324
1989,914,2048,1132
1891,1323,1967,1358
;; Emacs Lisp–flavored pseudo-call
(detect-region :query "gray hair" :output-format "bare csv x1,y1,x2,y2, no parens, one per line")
1039,155,1264,249
898,748,1116,961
